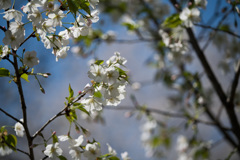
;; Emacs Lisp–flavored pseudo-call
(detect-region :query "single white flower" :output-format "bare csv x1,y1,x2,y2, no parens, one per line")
69,148,82,160
81,96,102,112
121,152,131,160
41,19,56,33
83,142,101,160
69,135,84,148
101,30,116,43
176,135,189,153
3,9,23,22
58,135,69,142
0,146,12,156
179,7,200,27
0,0,11,10
27,9,42,27
105,67,119,84
83,83,95,95
88,64,107,83
0,45,9,61
44,143,63,159
159,29,170,46
106,143,117,156
48,9,66,27
14,119,24,137
9,21,25,36
55,46,70,62
106,52,127,66
2,30,24,50
23,51,40,68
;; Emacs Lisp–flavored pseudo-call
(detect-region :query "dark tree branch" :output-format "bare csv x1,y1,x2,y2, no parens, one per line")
229,60,240,104
13,51,34,160
0,108,23,124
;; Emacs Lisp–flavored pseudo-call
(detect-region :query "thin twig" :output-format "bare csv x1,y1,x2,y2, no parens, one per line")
104,106,231,130
195,23,240,39
3,138,29,157
32,93,86,139
0,26,7,32
19,31,35,47
0,108,23,124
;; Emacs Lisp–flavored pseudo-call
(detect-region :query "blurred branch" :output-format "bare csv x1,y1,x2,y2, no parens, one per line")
195,23,240,39
167,0,240,153
229,60,240,104
0,108,22,123
202,8,233,51
104,105,231,130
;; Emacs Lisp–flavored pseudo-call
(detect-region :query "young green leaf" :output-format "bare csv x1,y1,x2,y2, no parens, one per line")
21,73,29,82
0,68,10,77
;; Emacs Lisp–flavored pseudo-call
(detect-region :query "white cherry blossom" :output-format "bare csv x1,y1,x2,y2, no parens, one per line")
3,9,23,22
83,142,101,160
44,143,63,159
2,30,24,50
48,9,66,27
14,119,24,137
121,152,131,160
88,64,107,83
55,46,70,62
179,7,200,28
106,143,117,156
0,45,9,61
0,146,12,156
0,0,11,10
81,96,102,113
23,51,40,68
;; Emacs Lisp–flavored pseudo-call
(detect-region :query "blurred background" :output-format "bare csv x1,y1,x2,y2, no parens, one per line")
0,0,240,159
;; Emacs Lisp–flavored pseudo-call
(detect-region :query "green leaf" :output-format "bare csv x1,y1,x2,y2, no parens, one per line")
122,22,138,31
5,134,17,149
52,134,58,143
94,91,102,98
21,73,29,82
68,84,74,99
58,155,68,160
67,0,78,17
219,24,230,32
109,157,120,160
94,60,104,65
115,67,128,81
0,68,10,77
78,0,91,15
76,103,90,116
163,14,182,28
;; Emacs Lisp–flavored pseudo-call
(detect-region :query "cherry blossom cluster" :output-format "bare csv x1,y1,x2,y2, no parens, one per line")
81,52,128,114
157,0,207,65
176,135,212,160
1,0,99,66
43,134,131,160
140,118,160,158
